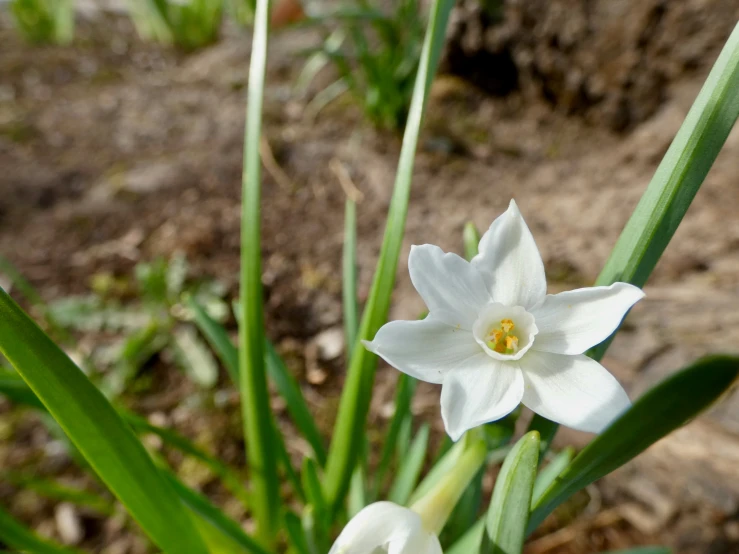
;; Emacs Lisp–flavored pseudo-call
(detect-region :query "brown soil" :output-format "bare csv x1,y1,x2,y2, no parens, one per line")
1,5,739,554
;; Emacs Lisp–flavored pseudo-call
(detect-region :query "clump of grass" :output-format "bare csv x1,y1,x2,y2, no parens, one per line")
10,0,74,45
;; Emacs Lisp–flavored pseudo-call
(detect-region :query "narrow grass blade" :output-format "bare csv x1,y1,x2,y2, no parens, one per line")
284,512,312,554
191,298,326,466
238,0,280,543
375,373,416,494
528,355,739,534
188,298,239,382
463,222,480,260
0,503,83,554
483,431,540,554
531,447,575,506
265,341,327,465
322,0,455,510
446,518,484,554
348,465,367,517
342,198,359,359
0,288,208,553
0,365,46,410
597,22,739,291
123,410,251,508
301,458,329,548
541,23,739,444
5,472,114,516
388,423,430,505
164,473,271,554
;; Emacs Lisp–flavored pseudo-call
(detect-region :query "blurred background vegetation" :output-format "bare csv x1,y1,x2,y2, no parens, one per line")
1,0,739,552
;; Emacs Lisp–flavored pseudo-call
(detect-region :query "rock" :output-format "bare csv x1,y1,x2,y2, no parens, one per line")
55,502,83,545
314,327,344,361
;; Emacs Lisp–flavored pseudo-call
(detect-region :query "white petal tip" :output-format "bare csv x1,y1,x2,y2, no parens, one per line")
361,339,376,353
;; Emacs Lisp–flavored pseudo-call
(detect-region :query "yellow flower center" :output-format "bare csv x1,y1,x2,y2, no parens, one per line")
486,319,519,354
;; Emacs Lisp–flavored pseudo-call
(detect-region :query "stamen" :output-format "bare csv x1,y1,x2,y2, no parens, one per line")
500,319,514,333
505,335,519,353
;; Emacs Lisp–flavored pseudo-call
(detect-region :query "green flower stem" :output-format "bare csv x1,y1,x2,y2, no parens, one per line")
322,0,455,512
239,0,280,546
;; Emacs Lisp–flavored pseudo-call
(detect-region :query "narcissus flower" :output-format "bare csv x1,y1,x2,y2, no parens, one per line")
364,200,644,441
329,501,441,554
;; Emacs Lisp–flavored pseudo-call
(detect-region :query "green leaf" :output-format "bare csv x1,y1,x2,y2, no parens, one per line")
531,447,575,506
463,222,480,260
123,410,251,508
529,355,739,534
483,431,540,554
239,0,281,540
592,21,739,360
301,458,329,548
188,298,239,383
342,198,359,359
322,0,455,511
348,464,367,518
375,373,416,494
265,341,327,466
0,503,83,554
0,365,46,410
191,298,326,466
5,472,114,516
388,423,430,505
284,511,312,554
163,473,271,554
0,288,209,553
446,518,484,554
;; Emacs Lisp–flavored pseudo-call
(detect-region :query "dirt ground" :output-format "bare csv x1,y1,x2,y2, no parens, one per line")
1,4,739,554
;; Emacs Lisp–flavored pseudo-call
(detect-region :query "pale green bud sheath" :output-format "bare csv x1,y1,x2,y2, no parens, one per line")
410,437,487,535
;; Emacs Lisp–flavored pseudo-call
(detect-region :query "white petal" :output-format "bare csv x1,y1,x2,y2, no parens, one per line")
519,351,631,433
471,199,546,309
329,502,423,554
364,316,481,384
531,283,645,355
409,244,491,329
440,358,523,441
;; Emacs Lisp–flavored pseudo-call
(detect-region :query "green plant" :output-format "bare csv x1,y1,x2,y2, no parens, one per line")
300,0,426,130
1,4,738,554
10,0,74,44
126,0,223,50
38,254,228,396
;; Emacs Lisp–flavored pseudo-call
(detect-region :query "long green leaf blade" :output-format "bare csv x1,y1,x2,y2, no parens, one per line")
0,503,82,554
528,355,739,533
323,0,455,511
0,288,209,553
191,299,326,467
531,447,574,506
596,22,739,293
483,431,540,554
387,423,430,505
265,342,327,465
164,473,271,554
239,0,280,542
342,198,359,358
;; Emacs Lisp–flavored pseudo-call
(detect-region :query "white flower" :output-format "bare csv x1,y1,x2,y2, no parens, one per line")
364,200,644,441
329,501,442,554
